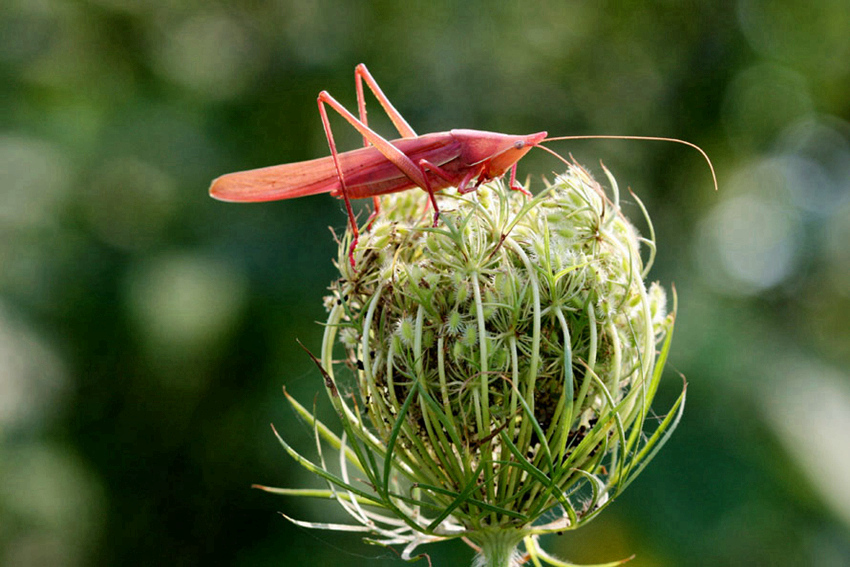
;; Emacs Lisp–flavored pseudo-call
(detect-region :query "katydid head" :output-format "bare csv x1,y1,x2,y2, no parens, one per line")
452,130,547,178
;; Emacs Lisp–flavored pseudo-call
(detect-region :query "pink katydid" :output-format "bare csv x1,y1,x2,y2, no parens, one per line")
210,64,716,267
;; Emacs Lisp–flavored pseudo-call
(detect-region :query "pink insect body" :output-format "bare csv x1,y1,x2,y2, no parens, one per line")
210,129,546,203
210,64,547,267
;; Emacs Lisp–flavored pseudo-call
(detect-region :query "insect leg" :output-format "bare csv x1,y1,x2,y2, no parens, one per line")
355,64,417,139
415,160,447,227
355,64,418,224
355,71,381,224
317,90,431,264
317,91,430,188
317,96,360,268
508,163,531,196
456,164,487,194
417,159,477,226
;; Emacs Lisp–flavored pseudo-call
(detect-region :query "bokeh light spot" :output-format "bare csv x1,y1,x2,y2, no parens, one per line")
0,303,67,430
695,160,803,295
0,135,71,229
722,64,813,152
825,202,850,296
0,443,105,567
152,12,260,100
124,252,248,364
738,0,850,78
761,357,850,530
775,118,850,216
82,157,177,251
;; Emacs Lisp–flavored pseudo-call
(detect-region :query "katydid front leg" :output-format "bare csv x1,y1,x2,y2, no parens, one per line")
508,163,531,196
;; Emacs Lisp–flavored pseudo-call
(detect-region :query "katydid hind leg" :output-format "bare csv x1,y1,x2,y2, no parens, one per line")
355,64,419,225
355,67,382,225
316,89,431,266
317,90,429,191
355,64,417,140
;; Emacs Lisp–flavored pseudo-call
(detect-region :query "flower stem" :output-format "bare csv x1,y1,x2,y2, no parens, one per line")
472,530,525,567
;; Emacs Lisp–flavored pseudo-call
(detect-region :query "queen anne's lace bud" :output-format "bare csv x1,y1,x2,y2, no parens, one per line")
266,164,685,567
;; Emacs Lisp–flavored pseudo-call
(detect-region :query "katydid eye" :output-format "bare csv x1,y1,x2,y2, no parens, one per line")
514,141,525,150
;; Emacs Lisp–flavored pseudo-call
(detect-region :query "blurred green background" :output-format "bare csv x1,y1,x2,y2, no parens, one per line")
2,1,849,565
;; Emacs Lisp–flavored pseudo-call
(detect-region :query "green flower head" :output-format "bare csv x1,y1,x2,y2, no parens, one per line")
264,164,684,567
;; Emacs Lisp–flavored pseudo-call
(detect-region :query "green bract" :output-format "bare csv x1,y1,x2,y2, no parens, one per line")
262,164,684,567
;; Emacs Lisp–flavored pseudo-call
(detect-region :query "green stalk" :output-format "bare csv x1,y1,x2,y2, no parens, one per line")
471,529,526,567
